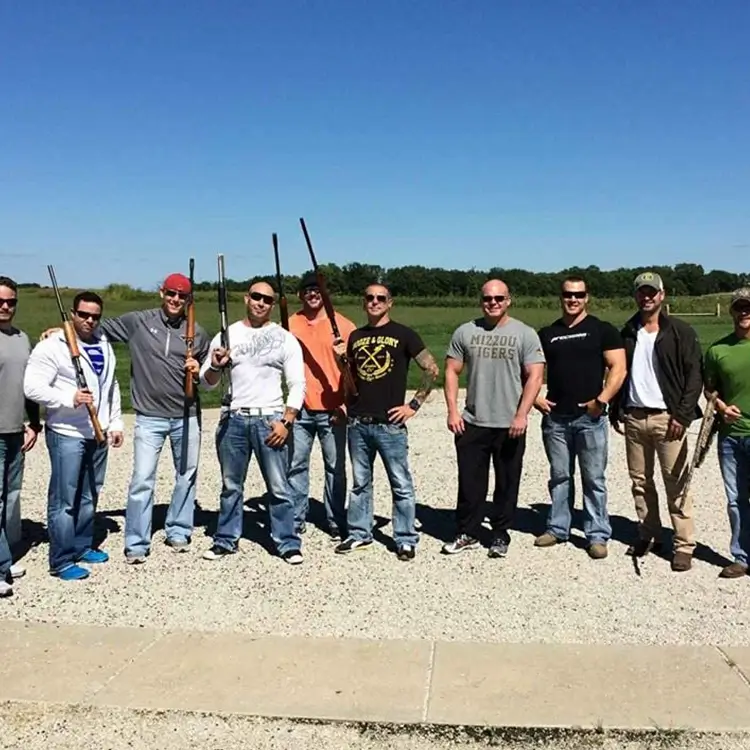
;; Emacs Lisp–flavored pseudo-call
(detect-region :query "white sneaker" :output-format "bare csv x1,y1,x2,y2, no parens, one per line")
10,563,26,580
0,581,13,597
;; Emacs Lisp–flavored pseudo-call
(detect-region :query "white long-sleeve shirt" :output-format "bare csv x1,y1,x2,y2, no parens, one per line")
200,321,306,411
23,330,123,439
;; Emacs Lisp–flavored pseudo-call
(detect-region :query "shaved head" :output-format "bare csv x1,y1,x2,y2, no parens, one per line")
481,279,509,298
249,280,275,299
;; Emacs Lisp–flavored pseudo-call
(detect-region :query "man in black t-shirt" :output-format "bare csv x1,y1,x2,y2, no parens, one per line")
535,276,626,559
332,283,439,560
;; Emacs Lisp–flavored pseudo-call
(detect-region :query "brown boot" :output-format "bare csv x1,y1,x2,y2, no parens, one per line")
534,532,563,548
671,551,692,572
719,562,749,579
587,543,608,560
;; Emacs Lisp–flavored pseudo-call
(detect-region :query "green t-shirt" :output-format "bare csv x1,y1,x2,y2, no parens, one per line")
704,333,750,437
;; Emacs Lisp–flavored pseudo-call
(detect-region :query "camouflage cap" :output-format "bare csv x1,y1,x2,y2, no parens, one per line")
633,271,664,291
730,287,750,309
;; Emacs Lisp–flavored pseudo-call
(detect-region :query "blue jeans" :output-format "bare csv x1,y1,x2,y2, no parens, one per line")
124,413,200,557
541,412,611,544
718,435,750,566
45,429,109,575
0,433,24,581
288,408,347,532
346,419,418,547
214,411,299,555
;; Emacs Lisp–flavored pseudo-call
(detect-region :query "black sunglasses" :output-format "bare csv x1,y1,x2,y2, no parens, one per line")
482,295,507,303
164,289,189,300
73,310,102,322
0,298,17,308
249,291,275,305
562,291,587,299
365,293,388,303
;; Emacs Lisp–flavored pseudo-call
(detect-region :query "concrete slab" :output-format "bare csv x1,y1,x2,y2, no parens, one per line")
0,620,161,703
427,642,750,731
721,647,750,684
93,631,432,723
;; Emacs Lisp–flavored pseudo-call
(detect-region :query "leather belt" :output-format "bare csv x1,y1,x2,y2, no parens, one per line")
349,415,389,425
232,407,279,416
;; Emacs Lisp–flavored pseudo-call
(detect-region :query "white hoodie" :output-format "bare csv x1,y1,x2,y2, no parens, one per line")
23,330,124,439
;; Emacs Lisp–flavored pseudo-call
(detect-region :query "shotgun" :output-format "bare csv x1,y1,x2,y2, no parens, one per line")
298,217,358,398
273,233,289,330
680,391,719,507
179,258,195,475
217,253,233,406
184,257,196,399
46,265,106,445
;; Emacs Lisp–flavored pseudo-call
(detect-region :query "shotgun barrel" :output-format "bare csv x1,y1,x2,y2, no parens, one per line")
47,265,106,445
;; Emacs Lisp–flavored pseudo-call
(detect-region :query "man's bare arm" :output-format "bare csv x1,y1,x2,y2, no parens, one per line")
411,348,440,406
598,348,627,404
516,362,545,418
443,356,464,413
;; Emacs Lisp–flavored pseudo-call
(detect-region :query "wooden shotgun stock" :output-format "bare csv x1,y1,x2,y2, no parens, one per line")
47,265,106,445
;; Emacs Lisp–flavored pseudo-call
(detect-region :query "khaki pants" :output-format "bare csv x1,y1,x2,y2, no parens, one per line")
624,409,695,553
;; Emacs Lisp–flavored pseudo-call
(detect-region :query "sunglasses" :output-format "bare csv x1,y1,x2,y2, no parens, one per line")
365,294,388,303
482,295,507,304
562,291,587,299
733,304,750,314
249,291,275,305
302,286,321,295
0,298,17,308
164,289,189,300
73,310,102,322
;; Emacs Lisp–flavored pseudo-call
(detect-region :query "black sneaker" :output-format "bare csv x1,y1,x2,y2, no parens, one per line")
334,538,373,554
202,544,235,561
397,544,416,561
441,534,480,554
281,549,303,565
488,536,510,558
329,525,342,541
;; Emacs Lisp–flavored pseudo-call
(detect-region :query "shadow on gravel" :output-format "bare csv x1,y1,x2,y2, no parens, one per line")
526,501,731,569
12,519,48,562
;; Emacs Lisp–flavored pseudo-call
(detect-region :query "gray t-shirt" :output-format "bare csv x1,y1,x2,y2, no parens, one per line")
0,327,32,433
446,317,546,428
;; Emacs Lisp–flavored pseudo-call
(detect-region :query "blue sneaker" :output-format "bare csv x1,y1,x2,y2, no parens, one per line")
55,565,90,581
78,549,109,564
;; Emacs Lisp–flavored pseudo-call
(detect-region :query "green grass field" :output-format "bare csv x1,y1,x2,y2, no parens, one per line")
14,291,732,412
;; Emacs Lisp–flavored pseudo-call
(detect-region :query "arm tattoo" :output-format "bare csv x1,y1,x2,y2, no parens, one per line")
413,349,439,405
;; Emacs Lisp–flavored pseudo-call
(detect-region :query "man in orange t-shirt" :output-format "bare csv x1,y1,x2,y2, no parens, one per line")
288,272,358,539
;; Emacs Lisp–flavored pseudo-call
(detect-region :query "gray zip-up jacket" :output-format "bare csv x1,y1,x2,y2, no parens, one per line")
101,308,210,419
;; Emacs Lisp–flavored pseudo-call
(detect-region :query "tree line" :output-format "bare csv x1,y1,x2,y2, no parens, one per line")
191,262,747,298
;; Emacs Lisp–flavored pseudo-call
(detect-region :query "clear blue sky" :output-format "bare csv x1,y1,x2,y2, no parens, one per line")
1,0,748,288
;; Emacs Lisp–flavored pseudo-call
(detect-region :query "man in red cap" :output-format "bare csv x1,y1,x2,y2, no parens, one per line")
50,272,213,563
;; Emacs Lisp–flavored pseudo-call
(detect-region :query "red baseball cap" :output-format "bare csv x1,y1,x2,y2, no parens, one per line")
162,273,192,294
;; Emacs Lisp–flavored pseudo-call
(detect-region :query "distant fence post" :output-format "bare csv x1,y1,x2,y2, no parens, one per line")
665,302,721,318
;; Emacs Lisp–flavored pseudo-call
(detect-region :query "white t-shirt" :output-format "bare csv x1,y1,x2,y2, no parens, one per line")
199,321,306,411
626,327,667,409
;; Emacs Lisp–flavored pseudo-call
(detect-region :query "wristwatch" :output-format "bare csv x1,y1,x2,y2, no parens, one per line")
408,398,421,412
595,398,608,414
280,418,292,429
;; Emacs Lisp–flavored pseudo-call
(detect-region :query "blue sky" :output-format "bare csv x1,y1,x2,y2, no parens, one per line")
1,1,748,288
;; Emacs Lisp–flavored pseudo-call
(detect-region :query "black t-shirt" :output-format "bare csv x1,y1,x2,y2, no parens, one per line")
347,320,425,420
538,315,623,415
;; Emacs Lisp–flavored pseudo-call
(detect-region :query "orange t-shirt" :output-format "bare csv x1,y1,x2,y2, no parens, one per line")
289,311,358,411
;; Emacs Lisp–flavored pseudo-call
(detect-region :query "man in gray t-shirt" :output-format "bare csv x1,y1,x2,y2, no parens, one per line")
442,279,545,559
0,276,42,595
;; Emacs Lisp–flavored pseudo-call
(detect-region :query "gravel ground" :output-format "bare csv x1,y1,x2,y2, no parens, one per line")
2,703,749,750
3,391,748,646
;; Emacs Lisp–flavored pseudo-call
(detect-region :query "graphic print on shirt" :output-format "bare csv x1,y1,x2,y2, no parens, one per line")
82,344,105,377
232,329,284,361
351,334,399,381
468,332,519,361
